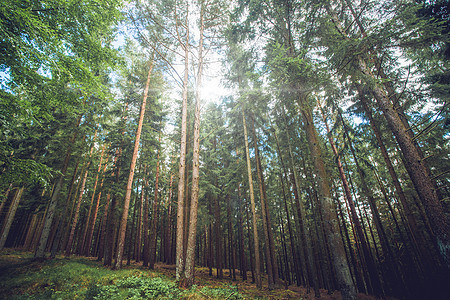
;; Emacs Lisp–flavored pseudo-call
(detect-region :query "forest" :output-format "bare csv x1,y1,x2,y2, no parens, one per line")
0,0,449,299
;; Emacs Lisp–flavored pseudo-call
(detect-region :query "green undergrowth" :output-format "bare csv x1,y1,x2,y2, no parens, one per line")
0,250,244,300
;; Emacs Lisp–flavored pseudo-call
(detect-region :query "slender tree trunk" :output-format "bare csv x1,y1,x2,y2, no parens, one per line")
273,130,302,286
0,187,24,250
226,194,237,281
165,174,174,263
237,184,248,280
300,106,356,299
115,58,154,269
285,127,318,294
242,109,262,289
50,161,80,258
214,194,223,279
104,201,119,266
176,4,190,281
35,116,82,259
320,104,383,296
127,185,139,265
24,212,39,250
65,136,97,256
245,198,255,283
84,155,109,256
149,138,161,269
358,92,426,265
136,178,145,262
143,174,150,267
81,144,106,255
0,184,13,220
251,118,275,289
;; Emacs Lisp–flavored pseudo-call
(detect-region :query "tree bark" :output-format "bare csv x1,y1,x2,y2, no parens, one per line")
273,129,302,286
242,109,262,289
115,58,154,269
237,184,248,280
84,153,109,256
320,104,383,296
251,117,276,289
176,3,190,280
300,106,356,299
149,137,162,269
0,187,24,250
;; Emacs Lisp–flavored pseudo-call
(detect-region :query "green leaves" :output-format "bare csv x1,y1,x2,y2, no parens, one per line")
0,0,124,193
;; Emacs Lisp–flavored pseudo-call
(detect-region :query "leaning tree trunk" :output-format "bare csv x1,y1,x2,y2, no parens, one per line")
114,58,154,269
0,187,24,250
327,5,450,268
84,153,109,256
320,104,383,296
300,105,356,300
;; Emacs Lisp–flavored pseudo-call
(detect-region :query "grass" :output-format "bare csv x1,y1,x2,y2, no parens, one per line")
0,250,244,300
3,250,382,299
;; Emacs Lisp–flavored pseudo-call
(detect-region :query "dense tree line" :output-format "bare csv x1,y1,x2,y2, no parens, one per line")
1,0,448,299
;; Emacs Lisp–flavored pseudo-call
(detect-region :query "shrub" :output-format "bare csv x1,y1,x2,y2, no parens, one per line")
92,276,181,300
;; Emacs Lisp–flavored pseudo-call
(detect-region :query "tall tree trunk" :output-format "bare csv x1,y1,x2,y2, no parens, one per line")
165,174,174,263
97,191,111,262
327,6,450,268
245,198,255,283
115,58,154,269
24,212,39,250
300,106,356,299
180,1,204,285
273,129,302,286
0,184,13,220
50,161,80,258
142,172,150,267
84,154,109,256
358,92,426,265
320,104,383,296
66,134,97,256
176,4,190,281
127,183,139,265
242,109,262,289
81,144,106,255
214,194,223,279
35,116,82,259
0,187,24,250
136,177,145,262
237,184,248,280
251,117,276,289
226,194,237,281
285,126,318,294
149,137,161,269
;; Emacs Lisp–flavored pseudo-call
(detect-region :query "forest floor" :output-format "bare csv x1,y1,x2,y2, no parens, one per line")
0,250,385,299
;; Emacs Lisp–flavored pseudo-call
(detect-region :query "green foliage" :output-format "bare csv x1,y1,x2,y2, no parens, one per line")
0,252,247,300
92,276,180,300
199,284,244,300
